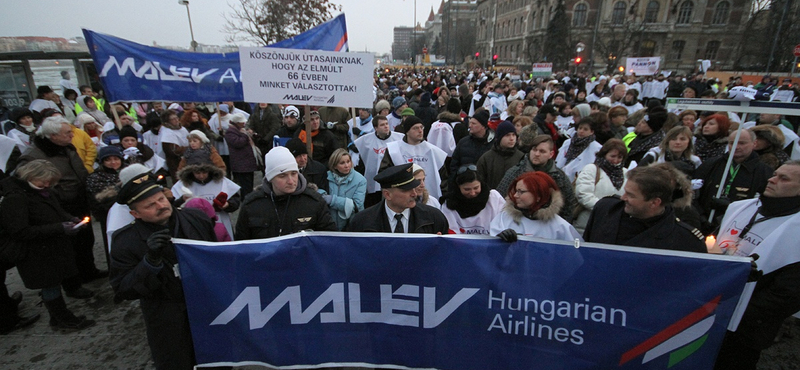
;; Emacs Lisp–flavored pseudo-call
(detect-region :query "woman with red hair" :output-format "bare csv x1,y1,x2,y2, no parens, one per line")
489,171,582,242
694,113,731,162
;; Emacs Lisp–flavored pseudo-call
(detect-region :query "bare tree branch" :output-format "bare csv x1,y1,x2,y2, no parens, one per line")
223,0,342,46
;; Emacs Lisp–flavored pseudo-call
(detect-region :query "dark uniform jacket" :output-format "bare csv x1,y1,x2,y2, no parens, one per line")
347,200,449,234
734,262,800,350
109,207,216,370
301,159,330,194
694,152,772,221
235,174,336,240
583,196,706,253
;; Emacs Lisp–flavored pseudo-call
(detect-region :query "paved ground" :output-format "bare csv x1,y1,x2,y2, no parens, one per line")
1,196,799,369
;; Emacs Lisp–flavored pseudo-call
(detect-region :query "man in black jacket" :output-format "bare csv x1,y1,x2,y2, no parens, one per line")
694,130,773,232
110,164,217,370
347,163,448,234
714,161,800,370
235,146,336,240
584,164,706,253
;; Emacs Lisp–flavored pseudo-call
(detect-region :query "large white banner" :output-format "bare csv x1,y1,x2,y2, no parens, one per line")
625,57,661,76
240,47,374,107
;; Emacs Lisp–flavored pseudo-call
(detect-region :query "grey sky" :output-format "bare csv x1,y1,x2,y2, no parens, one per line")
0,0,442,54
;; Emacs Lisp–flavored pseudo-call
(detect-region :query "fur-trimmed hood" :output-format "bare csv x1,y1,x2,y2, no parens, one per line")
665,164,693,209
437,111,462,123
177,163,225,185
503,189,564,223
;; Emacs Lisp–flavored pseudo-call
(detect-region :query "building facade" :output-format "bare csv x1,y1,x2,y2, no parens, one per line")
474,0,752,73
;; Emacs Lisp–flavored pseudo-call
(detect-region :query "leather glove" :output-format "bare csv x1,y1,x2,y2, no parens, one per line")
352,127,362,137
710,197,731,211
145,229,171,266
62,222,80,236
497,228,518,243
322,194,332,204
748,254,763,282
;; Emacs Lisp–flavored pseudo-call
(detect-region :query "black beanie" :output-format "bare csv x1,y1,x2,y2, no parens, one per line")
645,106,668,132
119,126,138,142
446,98,462,114
472,110,490,127
402,115,423,133
284,138,308,157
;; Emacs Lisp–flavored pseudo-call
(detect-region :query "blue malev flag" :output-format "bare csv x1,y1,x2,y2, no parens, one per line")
82,13,348,102
174,233,751,370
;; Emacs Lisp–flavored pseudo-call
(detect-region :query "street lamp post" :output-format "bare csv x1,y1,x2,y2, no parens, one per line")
178,0,198,52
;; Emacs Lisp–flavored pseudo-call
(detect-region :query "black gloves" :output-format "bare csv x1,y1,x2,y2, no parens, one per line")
352,127,362,137
748,254,763,282
62,222,80,236
145,229,171,266
497,228,518,243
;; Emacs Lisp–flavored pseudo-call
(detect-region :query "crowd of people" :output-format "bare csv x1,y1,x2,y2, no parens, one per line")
1,67,800,370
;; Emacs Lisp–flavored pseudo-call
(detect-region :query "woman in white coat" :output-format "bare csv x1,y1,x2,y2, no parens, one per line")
440,165,505,235
573,139,628,234
555,118,602,182
490,171,581,242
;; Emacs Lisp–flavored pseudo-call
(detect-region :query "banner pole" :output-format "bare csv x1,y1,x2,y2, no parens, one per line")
110,104,121,129
305,105,313,156
707,120,744,223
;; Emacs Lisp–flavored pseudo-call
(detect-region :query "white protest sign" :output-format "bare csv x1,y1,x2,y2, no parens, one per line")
625,57,660,76
239,47,374,107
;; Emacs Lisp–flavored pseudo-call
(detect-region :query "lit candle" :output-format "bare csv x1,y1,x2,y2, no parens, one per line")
705,235,720,253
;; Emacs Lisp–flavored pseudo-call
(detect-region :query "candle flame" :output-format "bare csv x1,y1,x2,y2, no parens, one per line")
83,216,90,222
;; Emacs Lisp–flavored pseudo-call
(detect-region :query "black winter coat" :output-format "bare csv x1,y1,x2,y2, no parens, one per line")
109,207,216,370
583,196,706,253
0,177,78,289
450,131,494,175
235,174,336,240
693,152,772,222
246,104,281,155
347,201,449,234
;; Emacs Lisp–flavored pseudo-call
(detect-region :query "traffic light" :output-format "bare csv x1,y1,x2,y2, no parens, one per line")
475,52,480,58
575,57,582,64
492,54,498,66
618,66,625,72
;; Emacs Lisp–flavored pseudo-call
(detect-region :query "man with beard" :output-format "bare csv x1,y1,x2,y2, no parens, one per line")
713,161,800,370
347,163,448,234
353,115,404,207
625,105,668,167
110,164,216,370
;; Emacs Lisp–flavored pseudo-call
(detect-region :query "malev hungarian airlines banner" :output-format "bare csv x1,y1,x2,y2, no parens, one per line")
174,233,751,369
82,13,349,103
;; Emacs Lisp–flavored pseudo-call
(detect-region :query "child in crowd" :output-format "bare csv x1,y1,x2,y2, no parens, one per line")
178,130,226,172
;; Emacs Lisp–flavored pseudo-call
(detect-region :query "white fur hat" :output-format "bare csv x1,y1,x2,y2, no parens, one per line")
264,146,299,182
188,130,210,143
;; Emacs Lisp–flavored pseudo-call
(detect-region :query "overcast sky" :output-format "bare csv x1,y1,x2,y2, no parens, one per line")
0,0,443,54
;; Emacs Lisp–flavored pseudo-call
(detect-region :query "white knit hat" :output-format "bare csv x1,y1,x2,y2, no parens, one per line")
188,130,210,143
264,146,299,182
75,113,97,128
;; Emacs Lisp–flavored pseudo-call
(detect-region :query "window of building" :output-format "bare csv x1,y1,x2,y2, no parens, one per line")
573,3,588,27
670,40,685,60
712,1,729,25
640,40,657,56
677,1,693,24
705,40,720,59
645,1,660,23
532,11,537,30
612,1,627,24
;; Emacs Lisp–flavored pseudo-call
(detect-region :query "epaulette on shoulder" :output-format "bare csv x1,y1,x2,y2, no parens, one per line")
675,217,704,240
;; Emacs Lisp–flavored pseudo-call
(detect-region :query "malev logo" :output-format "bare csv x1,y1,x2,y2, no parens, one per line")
211,283,479,330
619,296,720,368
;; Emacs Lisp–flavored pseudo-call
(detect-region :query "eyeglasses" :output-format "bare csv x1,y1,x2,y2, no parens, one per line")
457,164,477,175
